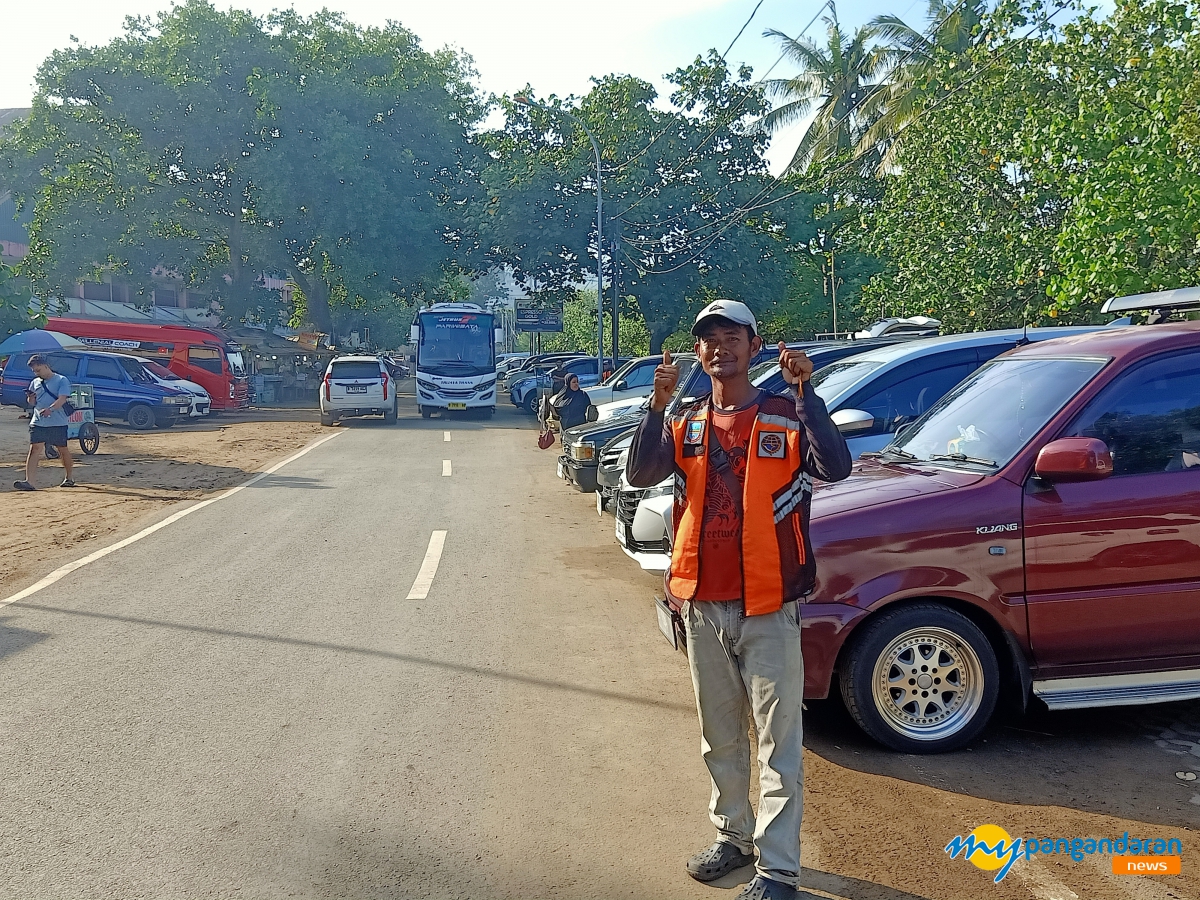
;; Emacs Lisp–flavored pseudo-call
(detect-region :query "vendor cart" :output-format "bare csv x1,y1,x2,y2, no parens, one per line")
44,384,100,458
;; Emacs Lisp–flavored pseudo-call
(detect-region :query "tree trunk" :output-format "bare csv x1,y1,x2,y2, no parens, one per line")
648,319,676,355
290,268,332,332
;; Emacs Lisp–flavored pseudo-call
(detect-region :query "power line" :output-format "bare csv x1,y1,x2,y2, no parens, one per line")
624,1,1072,276
724,0,768,58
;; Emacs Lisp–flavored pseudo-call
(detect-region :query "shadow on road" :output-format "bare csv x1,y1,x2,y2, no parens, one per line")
0,619,50,662
14,602,695,715
803,693,1200,829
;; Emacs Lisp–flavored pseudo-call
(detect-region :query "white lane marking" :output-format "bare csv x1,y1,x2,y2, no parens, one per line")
443,431,451,442
406,531,447,600
0,431,344,609
442,459,452,477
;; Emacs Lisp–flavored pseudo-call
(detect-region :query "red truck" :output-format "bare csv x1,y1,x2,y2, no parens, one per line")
48,318,249,410
796,306,1200,752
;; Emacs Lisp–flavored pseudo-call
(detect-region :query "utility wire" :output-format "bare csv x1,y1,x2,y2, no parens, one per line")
626,2,1070,276
724,0,768,58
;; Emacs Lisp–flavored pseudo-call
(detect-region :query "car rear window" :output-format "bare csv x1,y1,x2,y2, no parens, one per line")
330,361,382,379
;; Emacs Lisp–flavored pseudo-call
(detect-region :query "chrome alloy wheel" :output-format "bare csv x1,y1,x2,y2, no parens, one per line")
871,626,986,742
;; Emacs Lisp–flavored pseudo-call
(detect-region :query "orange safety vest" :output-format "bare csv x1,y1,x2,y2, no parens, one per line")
668,398,812,616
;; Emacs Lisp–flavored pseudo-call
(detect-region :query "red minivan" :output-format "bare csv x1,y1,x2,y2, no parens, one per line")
798,313,1200,752
48,318,249,410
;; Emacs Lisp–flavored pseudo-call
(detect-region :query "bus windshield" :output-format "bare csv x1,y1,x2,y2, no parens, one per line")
225,349,246,377
419,312,494,376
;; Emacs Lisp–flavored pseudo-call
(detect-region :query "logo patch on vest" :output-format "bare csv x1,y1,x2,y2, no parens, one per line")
757,432,786,458
685,420,705,444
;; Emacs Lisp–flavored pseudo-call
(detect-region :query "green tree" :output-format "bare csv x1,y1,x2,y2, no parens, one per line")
0,261,42,337
476,56,818,352
0,1,482,330
759,3,888,174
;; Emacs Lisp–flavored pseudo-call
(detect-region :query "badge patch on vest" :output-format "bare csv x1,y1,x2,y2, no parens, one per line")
685,420,705,445
757,431,786,458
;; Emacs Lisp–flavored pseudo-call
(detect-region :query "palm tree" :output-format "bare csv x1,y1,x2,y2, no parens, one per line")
758,3,888,175
861,0,992,167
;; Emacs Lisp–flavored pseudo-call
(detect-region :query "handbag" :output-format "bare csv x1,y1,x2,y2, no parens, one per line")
39,381,76,417
537,428,555,450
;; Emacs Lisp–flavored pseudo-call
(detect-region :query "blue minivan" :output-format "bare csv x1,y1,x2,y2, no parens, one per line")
1,350,193,429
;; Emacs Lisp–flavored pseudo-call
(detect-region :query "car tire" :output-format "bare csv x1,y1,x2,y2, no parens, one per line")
384,406,397,425
320,411,336,427
127,404,156,430
524,392,539,415
154,413,176,428
839,603,999,754
420,405,432,419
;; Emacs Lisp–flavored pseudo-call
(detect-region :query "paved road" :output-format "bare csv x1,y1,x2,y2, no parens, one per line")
1,397,1197,900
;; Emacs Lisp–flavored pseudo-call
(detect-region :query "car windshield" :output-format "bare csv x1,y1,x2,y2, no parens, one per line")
117,356,155,384
808,359,886,403
226,350,246,376
144,361,180,380
887,356,1109,469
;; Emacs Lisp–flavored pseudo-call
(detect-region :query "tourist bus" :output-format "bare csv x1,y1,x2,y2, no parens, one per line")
410,303,498,418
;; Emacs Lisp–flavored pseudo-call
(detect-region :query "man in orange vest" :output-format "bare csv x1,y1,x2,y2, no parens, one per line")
627,300,851,900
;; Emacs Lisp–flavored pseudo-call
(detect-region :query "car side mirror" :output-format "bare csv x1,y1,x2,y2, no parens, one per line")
831,408,874,435
586,404,599,423
614,379,627,391
1034,437,1114,483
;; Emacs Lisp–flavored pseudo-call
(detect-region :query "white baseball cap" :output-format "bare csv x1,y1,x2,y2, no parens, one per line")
691,299,758,337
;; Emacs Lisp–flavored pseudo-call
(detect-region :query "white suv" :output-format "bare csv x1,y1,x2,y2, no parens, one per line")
319,356,396,426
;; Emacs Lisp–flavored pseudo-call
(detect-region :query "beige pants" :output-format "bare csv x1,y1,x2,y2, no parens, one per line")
682,598,805,888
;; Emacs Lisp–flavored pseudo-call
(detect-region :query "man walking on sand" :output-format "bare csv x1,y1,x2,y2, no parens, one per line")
626,300,852,900
15,354,76,491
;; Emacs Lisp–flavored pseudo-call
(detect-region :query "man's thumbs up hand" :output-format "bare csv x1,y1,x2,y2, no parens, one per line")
779,341,814,385
652,348,680,411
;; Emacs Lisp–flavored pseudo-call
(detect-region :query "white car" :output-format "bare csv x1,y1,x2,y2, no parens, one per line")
613,471,672,572
584,356,659,407
140,359,211,417
319,355,397,426
594,395,649,421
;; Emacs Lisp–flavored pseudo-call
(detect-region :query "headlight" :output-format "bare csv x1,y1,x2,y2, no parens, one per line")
570,442,596,462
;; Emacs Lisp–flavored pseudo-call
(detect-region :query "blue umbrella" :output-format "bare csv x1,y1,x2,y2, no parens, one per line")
0,329,88,356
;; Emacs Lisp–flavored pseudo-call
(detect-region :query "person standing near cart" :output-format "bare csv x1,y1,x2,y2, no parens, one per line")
626,300,851,900
15,354,76,491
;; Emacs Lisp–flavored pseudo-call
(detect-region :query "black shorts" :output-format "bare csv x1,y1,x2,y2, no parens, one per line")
30,425,68,448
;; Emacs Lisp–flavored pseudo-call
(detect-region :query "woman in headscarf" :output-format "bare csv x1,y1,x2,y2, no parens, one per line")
550,374,591,430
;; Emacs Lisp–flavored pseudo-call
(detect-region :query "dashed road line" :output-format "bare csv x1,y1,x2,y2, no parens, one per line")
0,431,344,608
442,459,452,476
405,531,447,600
443,431,451,442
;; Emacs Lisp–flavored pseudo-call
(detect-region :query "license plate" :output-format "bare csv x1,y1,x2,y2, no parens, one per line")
556,462,565,479
347,385,368,394
655,597,679,649
596,491,604,516
447,402,467,410
616,520,627,544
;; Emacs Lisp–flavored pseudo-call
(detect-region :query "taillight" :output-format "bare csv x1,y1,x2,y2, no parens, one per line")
381,371,389,401
324,373,332,401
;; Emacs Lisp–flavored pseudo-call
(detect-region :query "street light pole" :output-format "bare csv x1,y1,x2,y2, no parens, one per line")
514,96,604,377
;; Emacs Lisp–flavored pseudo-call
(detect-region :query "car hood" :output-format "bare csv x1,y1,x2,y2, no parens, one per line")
563,411,645,445
811,459,985,520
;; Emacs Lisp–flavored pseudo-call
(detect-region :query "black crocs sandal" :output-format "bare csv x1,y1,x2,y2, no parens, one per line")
686,841,755,883
14,481,35,492
734,875,799,900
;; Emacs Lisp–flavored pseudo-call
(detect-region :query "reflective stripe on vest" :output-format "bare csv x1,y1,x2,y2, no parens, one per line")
668,402,807,615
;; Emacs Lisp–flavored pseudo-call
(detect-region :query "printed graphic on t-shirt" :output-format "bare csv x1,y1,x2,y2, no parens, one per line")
696,405,757,601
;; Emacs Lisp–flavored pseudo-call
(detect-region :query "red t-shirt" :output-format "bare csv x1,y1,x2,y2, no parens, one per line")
696,403,758,601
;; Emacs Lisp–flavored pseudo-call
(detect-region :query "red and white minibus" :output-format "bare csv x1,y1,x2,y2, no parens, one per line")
48,318,250,410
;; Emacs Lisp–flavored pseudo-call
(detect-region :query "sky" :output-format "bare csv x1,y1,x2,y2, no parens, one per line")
0,0,913,174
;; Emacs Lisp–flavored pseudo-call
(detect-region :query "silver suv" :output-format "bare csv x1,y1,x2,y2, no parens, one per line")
319,356,397,426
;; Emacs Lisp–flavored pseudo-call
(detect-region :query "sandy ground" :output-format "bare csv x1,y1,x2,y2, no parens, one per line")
0,405,323,598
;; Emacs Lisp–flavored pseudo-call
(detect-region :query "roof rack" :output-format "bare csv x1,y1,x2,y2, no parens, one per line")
1101,286,1200,315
